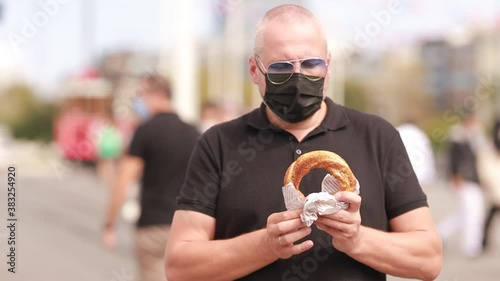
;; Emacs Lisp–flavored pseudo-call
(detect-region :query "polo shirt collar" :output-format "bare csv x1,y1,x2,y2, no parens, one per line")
246,97,349,131
321,97,349,131
246,102,272,130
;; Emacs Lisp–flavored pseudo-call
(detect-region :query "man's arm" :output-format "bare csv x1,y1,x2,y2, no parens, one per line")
351,208,441,280
315,192,442,281
165,209,313,281
102,156,144,248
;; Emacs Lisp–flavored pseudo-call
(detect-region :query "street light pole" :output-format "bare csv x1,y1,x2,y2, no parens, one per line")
166,0,199,123
329,39,346,106
222,1,245,107
81,0,95,68
0,0,4,24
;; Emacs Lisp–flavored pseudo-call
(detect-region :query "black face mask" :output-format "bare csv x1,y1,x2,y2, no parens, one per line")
263,73,324,123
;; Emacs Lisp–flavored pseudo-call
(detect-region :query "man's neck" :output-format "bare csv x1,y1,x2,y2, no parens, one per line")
151,102,173,115
266,100,327,142
154,108,173,114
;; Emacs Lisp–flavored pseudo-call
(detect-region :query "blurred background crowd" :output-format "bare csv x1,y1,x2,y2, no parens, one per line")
0,0,499,280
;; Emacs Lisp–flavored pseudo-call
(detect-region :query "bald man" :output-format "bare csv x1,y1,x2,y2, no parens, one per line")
165,5,441,281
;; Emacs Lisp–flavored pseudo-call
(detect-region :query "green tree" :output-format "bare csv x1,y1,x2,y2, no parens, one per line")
0,85,58,142
344,79,369,112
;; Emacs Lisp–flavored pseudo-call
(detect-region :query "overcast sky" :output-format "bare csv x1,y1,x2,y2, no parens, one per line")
0,0,499,98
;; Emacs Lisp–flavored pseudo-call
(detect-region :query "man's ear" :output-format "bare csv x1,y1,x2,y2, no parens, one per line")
326,51,332,79
249,56,260,85
323,51,333,94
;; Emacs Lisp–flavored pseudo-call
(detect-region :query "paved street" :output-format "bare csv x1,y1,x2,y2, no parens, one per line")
0,167,137,281
0,165,499,281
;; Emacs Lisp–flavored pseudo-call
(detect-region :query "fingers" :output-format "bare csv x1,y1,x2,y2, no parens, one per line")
280,240,314,259
313,192,361,230
267,209,314,259
275,227,314,259
313,193,363,254
267,209,302,225
315,219,362,253
267,209,306,237
335,191,361,213
268,217,307,237
278,225,312,246
317,209,360,225
314,220,358,237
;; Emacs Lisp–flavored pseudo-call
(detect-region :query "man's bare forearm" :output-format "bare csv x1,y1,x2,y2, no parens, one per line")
348,226,442,281
104,156,143,228
104,181,127,228
166,229,277,281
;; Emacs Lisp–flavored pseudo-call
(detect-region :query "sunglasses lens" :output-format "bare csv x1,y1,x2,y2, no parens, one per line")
267,73,293,84
267,62,293,84
262,58,327,84
301,59,327,78
268,62,294,74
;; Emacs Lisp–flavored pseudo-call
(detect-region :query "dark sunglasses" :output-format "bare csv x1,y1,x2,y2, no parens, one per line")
255,55,328,84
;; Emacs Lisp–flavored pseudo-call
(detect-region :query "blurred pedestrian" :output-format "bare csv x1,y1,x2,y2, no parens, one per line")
479,118,500,250
198,101,242,133
397,121,436,188
95,116,123,185
495,118,500,151
198,101,222,133
102,74,200,281
438,113,486,258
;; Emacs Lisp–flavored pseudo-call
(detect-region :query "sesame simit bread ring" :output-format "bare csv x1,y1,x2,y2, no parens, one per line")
284,150,357,196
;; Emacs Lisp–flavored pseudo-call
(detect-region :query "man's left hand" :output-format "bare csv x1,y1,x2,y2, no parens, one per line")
314,191,362,254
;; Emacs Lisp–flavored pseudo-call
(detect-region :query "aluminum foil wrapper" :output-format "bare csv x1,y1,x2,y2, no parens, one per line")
282,174,360,227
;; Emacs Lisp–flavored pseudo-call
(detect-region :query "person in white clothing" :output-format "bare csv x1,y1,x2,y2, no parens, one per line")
397,122,436,188
478,118,500,250
438,114,486,258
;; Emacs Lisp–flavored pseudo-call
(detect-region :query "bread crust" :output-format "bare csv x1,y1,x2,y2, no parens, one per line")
284,150,357,193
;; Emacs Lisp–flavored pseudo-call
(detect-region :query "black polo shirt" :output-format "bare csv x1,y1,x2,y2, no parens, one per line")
177,98,427,281
129,112,199,227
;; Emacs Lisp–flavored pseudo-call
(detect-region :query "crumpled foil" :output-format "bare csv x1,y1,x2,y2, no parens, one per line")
282,174,360,227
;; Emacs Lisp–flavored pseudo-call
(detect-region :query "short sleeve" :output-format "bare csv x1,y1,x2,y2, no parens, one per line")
128,125,146,159
176,132,221,217
383,133,428,220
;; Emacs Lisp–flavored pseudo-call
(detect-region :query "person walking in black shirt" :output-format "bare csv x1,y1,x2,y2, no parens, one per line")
102,74,199,281
439,113,486,257
480,118,500,250
494,118,500,151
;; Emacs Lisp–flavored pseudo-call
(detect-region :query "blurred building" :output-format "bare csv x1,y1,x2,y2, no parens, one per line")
476,28,500,114
420,39,450,108
344,45,434,126
420,26,500,111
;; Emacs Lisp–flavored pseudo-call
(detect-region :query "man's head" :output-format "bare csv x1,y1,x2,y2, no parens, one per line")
249,5,331,124
252,5,327,57
134,74,173,117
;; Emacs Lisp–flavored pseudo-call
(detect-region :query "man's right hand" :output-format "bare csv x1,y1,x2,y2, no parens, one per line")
266,209,313,259
451,175,464,190
102,226,117,250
